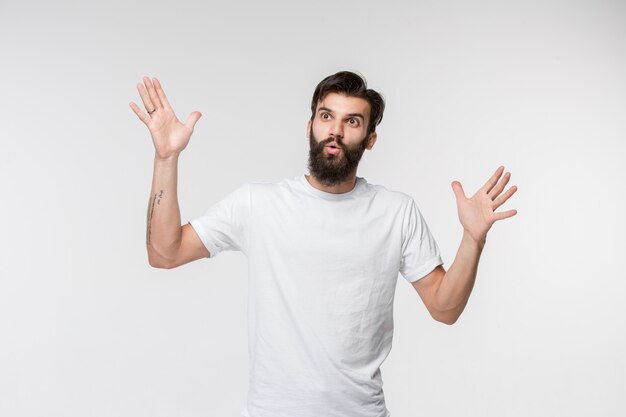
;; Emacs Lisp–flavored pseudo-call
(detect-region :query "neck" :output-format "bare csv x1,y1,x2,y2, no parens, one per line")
305,171,358,194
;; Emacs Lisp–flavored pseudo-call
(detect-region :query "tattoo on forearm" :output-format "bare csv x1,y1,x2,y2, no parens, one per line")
146,189,164,245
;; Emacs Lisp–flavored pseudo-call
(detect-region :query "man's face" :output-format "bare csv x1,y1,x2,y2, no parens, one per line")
306,92,377,186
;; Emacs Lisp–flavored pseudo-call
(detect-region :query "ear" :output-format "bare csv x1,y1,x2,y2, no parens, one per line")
366,132,378,150
306,119,311,138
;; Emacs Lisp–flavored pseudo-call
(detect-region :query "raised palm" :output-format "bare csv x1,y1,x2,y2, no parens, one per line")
452,166,518,244
129,76,202,160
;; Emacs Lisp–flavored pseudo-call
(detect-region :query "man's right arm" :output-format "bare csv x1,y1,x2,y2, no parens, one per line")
129,75,206,268
146,156,209,269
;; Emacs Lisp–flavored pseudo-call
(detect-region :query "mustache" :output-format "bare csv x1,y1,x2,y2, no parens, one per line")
319,137,345,149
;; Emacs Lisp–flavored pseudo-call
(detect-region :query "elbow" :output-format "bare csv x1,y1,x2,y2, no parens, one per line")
431,300,467,325
432,308,460,326
436,315,458,326
148,259,173,269
147,249,176,269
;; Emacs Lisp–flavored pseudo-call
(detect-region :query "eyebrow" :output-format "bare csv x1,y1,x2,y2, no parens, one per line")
318,106,365,121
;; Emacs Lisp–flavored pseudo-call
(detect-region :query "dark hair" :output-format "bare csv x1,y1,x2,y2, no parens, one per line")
310,71,385,136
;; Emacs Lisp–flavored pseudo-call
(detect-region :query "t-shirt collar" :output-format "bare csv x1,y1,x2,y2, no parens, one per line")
298,174,366,200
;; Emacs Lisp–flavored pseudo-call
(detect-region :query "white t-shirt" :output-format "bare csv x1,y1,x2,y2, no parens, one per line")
189,174,443,417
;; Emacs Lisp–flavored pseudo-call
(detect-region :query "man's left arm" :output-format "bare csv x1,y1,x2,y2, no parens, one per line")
412,166,518,325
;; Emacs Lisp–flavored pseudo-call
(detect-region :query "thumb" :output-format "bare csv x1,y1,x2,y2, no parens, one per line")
451,180,466,200
185,111,202,131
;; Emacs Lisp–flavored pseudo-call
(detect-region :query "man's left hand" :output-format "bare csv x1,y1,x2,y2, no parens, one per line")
451,166,518,245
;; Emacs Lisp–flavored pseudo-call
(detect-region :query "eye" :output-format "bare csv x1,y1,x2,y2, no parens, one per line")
348,117,360,126
321,113,331,120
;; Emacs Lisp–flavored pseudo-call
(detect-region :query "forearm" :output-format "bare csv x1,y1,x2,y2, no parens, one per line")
434,231,485,321
146,155,182,265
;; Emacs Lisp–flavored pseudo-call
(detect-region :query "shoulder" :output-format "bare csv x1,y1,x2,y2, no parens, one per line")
228,177,292,194
362,180,415,208
247,175,303,195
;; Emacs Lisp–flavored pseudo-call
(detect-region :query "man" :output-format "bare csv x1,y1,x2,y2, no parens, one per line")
129,71,517,417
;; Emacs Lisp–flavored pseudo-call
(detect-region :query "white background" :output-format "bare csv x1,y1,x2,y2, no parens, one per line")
1,0,624,416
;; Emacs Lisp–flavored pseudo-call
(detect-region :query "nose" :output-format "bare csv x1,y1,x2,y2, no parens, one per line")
329,118,344,138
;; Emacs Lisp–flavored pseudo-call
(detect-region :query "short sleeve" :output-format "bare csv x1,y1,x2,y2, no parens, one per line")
188,183,250,258
399,198,444,283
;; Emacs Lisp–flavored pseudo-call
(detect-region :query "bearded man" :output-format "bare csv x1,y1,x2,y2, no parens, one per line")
130,71,517,417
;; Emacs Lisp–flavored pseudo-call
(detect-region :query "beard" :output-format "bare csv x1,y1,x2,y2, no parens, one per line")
307,127,369,187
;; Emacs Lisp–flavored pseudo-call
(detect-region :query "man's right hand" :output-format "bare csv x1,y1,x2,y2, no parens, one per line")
129,76,202,160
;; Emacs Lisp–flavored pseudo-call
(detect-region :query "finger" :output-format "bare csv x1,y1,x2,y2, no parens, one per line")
494,209,517,221
480,166,505,194
451,181,466,200
152,77,172,110
493,185,518,210
137,81,155,113
488,171,511,200
143,76,163,110
185,111,202,131
129,101,150,125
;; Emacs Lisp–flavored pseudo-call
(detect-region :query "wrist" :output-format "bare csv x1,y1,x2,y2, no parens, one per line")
154,153,180,163
462,229,486,251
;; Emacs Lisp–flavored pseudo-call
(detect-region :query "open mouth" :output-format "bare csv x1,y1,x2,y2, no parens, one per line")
325,143,341,155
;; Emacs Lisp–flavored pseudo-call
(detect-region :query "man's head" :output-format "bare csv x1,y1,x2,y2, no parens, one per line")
306,71,386,186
